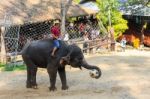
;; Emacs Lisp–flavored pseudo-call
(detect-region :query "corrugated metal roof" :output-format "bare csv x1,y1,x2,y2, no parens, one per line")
122,4,150,16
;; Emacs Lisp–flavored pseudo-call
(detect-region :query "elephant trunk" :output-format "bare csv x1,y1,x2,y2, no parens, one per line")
81,60,101,79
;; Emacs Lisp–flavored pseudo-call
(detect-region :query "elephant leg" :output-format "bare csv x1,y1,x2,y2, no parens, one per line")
26,67,32,88
47,65,57,91
58,67,68,90
23,56,38,89
30,67,38,89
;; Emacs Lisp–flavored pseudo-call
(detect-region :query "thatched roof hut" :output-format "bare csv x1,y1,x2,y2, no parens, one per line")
0,0,98,25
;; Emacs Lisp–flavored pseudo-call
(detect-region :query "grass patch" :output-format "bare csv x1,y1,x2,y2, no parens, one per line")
0,63,5,70
0,63,26,71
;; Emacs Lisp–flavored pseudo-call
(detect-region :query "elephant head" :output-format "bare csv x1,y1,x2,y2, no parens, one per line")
60,44,101,79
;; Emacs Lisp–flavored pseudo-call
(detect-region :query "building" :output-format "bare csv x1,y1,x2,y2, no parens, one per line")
122,5,150,47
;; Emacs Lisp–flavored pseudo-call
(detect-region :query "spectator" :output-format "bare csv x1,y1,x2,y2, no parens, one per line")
91,29,97,40
85,23,92,40
83,31,89,53
79,22,85,37
67,22,74,39
63,33,69,42
121,36,127,52
85,23,93,53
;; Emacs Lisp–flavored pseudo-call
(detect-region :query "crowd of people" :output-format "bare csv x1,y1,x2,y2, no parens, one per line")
65,20,101,53
42,19,101,53
67,20,100,40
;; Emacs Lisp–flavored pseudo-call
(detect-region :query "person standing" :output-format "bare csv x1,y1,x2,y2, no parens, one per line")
121,36,127,52
83,31,89,53
79,22,85,37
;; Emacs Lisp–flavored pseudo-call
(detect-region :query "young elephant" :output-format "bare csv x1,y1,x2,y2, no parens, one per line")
21,39,101,91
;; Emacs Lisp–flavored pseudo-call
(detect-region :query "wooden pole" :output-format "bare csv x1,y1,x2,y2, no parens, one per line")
61,1,66,35
109,27,115,51
60,0,73,37
0,26,7,64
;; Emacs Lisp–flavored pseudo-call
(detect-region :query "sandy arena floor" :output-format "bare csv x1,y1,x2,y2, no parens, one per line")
0,50,150,99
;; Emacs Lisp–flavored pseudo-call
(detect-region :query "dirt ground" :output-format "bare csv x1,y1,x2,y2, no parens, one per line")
0,50,150,99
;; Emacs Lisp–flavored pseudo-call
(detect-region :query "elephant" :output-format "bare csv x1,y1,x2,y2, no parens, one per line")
21,38,101,91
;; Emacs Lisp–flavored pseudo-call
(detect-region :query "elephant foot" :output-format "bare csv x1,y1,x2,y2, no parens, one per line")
49,86,57,91
51,54,56,58
26,81,32,88
26,84,32,88
62,85,69,90
26,82,38,89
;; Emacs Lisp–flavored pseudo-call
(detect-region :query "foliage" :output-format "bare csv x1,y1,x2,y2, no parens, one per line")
96,0,119,26
74,0,81,3
96,0,128,39
113,12,128,39
0,63,5,68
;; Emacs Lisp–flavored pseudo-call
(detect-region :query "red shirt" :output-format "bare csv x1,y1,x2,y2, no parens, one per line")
51,26,60,38
79,24,85,32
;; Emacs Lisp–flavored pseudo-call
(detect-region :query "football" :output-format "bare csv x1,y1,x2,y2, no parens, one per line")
89,69,99,78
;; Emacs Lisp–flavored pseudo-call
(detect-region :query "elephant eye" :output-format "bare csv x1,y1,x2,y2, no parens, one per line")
79,57,83,60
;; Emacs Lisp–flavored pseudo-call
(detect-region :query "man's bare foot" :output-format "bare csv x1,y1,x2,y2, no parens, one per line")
51,53,56,57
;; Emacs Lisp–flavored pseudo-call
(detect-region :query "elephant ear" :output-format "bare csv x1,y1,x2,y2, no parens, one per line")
59,44,73,65
59,56,70,66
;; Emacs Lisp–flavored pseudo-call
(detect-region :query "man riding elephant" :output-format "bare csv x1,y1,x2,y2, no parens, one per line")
21,38,101,91
50,20,61,57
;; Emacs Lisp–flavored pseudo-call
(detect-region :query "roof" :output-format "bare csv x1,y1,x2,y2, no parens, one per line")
79,0,96,4
79,2,99,11
0,0,98,26
122,4,150,16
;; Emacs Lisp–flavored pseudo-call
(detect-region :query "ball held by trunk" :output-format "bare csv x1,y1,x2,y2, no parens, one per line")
89,69,99,78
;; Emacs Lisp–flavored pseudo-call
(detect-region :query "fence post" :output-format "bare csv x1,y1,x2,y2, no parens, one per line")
60,0,73,38
13,25,21,67
109,27,115,51
0,26,7,64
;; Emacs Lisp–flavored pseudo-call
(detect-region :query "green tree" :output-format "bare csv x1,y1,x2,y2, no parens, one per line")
74,0,81,3
96,0,128,39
